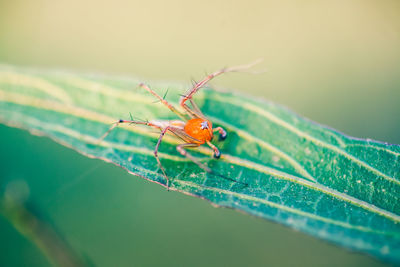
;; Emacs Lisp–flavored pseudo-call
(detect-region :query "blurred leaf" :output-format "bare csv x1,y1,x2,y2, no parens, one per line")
0,65,399,263
0,181,90,267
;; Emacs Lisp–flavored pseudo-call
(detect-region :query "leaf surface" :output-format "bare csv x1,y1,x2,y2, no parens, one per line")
0,65,399,263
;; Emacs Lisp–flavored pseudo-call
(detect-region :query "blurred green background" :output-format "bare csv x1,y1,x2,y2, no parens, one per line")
0,0,399,266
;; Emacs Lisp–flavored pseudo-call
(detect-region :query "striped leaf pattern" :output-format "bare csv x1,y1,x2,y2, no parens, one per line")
0,65,399,263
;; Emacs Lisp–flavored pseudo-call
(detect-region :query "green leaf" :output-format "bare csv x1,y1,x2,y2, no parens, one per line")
0,64,399,263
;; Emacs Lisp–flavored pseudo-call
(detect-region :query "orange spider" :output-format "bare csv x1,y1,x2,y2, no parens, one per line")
99,60,261,189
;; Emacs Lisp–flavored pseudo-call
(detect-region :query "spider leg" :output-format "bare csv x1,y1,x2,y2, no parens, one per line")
213,126,227,141
99,119,176,189
139,83,187,120
188,98,205,118
98,119,161,142
206,141,221,159
154,126,171,190
179,59,263,114
180,101,201,119
176,143,212,173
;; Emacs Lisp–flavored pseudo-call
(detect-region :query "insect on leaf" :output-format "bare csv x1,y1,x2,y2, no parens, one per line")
0,65,399,263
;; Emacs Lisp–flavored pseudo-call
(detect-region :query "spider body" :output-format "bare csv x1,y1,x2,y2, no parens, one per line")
99,60,260,189
184,118,213,144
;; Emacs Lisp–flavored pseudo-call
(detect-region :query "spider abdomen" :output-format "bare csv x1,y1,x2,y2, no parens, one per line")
184,118,213,143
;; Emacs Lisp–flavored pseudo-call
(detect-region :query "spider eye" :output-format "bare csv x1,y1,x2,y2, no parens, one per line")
200,121,209,130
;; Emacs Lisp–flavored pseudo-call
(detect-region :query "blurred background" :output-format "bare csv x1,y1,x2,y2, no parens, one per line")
0,0,399,266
